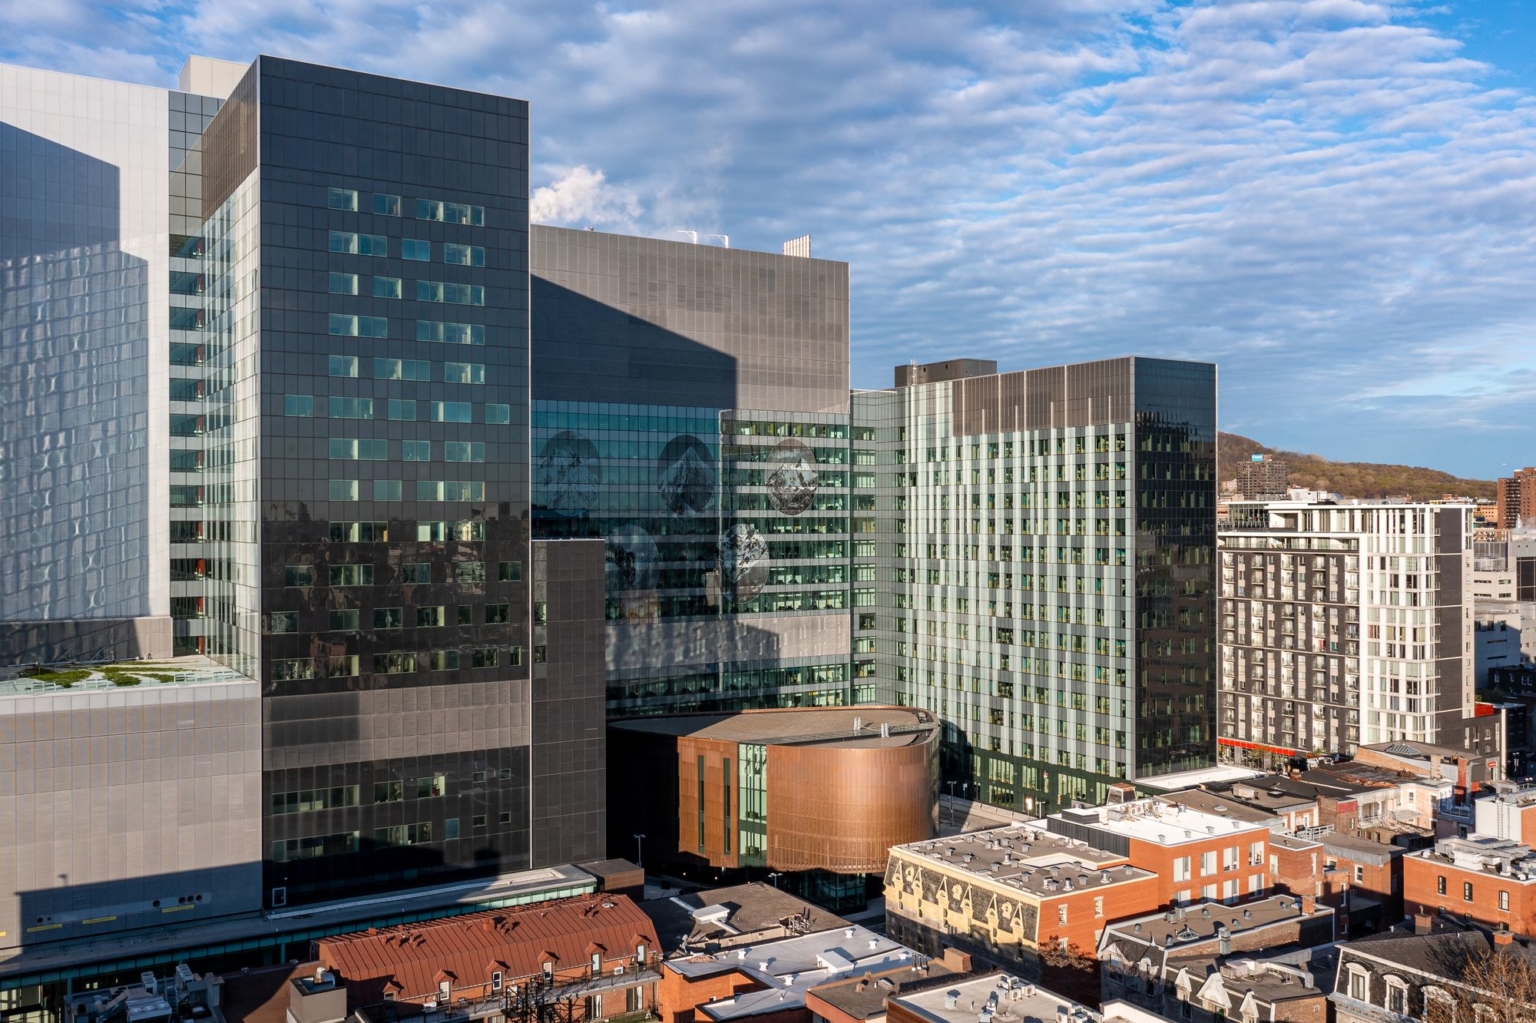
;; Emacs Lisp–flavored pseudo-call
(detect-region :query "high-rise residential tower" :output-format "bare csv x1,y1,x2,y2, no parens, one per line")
1217,498,1483,762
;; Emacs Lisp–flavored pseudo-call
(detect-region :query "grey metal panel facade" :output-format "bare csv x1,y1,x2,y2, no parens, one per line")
0,680,263,955
531,225,850,415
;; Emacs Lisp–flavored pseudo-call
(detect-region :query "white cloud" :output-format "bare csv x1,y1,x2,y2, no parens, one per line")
530,165,643,229
3,0,1533,475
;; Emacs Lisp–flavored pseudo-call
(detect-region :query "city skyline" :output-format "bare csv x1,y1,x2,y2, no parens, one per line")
3,1,1534,479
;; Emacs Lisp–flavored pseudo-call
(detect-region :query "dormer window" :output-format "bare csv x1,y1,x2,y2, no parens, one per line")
492,972,503,993
636,943,647,963
543,961,554,983
438,980,451,1003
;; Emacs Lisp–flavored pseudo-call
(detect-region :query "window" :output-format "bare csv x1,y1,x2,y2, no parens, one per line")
374,780,404,802
418,481,485,501
402,563,431,584
375,650,416,673
269,611,298,634
457,562,485,582
486,604,510,624
417,320,484,345
445,441,485,462
328,438,386,460
444,242,486,266
329,520,388,542
328,654,360,677
373,480,403,501
372,275,402,299
284,566,316,587
418,774,447,798
438,981,451,1004
403,440,431,461
272,658,314,681
1347,968,1367,1001
329,564,374,586
416,198,484,225
388,399,417,421
1201,851,1217,876
328,479,359,501
328,354,358,377
485,403,510,424
328,313,387,337
1386,980,1406,1014
373,192,401,216
1057,905,1068,924
417,281,485,305
444,361,485,383
374,357,430,380
327,187,358,211
1465,881,1475,902
402,238,431,261
491,972,503,992
284,394,313,416
329,609,360,631
329,230,386,256
1095,896,1103,918
1438,875,1448,895
328,272,358,295
328,396,374,419
374,607,403,629
498,561,522,581
431,401,473,423
444,818,460,839
1501,889,1511,911
417,606,446,627
591,952,603,974
1354,864,1365,883
272,785,360,814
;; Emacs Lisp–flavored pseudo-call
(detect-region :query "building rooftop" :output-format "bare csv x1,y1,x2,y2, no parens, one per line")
1164,953,1326,1006
639,883,839,954
666,924,920,1021
1159,789,1280,826
1269,834,1323,852
1137,765,1265,791
886,971,1093,1023
1225,779,1324,813
315,893,657,1005
1100,896,1332,966
805,957,964,1022
1360,740,1482,764
1052,797,1269,847
1417,836,1536,880
609,706,936,749
889,825,1153,896
1319,833,1404,865
0,655,249,698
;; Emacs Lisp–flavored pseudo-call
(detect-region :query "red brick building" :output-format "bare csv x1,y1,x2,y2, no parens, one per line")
1404,836,1536,935
1496,469,1536,529
313,894,660,1021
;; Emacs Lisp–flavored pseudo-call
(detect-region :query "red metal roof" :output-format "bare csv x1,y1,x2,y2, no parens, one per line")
316,894,658,1005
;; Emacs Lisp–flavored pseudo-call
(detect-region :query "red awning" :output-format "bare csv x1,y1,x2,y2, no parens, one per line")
1218,737,1300,757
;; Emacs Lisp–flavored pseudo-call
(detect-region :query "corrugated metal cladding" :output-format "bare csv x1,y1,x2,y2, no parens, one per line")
951,358,1135,436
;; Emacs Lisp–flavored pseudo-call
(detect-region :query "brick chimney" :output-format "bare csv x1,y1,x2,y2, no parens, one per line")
941,948,972,973
1414,911,1434,935
1496,925,1514,946
1300,895,1316,915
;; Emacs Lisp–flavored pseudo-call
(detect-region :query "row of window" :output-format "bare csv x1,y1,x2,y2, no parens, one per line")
328,187,487,227
329,230,485,264
283,394,510,423
276,561,515,589
318,479,485,503
329,273,485,303
330,439,485,462
328,315,485,344
270,645,524,680
329,355,485,383
323,522,514,550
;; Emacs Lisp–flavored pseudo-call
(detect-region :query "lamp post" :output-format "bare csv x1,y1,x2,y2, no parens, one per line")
767,872,783,889
634,833,646,869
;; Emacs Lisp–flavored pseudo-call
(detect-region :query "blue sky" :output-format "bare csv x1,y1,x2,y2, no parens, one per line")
3,0,1533,478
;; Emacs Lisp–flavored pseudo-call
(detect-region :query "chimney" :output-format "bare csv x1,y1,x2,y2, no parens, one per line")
1300,895,1316,915
941,948,972,973
1414,911,1434,936
1497,925,1514,946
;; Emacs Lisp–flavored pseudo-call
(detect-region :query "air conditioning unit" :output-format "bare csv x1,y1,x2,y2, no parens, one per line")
271,887,287,908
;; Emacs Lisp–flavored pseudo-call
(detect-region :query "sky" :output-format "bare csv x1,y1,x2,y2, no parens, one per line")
3,0,1533,479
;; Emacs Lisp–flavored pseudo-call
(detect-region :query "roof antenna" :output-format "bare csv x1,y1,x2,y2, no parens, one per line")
708,234,729,248
675,230,698,244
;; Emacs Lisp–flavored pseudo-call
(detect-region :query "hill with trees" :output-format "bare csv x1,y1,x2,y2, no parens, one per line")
1218,432,1494,502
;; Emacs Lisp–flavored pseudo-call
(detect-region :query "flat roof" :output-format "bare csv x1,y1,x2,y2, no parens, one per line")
889,972,1090,1023
1053,798,1269,846
0,656,249,698
1102,896,1329,957
890,825,1152,897
610,706,936,748
640,883,839,952
807,960,960,1021
1159,790,1279,826
1138,765,1265,791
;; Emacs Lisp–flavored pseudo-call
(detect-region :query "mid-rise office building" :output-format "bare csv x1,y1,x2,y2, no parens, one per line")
1218,499,1476,762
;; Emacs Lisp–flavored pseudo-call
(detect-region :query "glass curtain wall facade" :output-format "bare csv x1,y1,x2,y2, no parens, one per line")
193,57,537,906
529,227,855,719
851,358,1218,813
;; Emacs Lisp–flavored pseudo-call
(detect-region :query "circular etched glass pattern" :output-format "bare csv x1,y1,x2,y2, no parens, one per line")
605,523,658,591
766,438,818,516
717,523,768,596
535,431,601,512
656,434,716,516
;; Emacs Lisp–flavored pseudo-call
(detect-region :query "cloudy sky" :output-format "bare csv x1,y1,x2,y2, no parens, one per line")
4,0,1532,477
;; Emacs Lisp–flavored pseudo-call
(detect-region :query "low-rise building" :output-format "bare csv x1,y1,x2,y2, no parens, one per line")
1319,833,1405,936
884,973,1096,1023
657,925,919,1023
1404,836,1536,935
883,825,1161,966
1098,894,1336,1011
313,894,661,1023
803,950,972,1023
1266,834,1324,899
640,883,842,957
1331,925,1533,1023
1102,950,1331,1023
1047,799,1274,907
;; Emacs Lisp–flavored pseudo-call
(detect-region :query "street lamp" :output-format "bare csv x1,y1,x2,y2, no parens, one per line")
634,833,646,869
767,872,783,889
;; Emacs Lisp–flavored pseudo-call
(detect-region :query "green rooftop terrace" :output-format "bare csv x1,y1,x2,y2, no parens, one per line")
0,656,250,697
